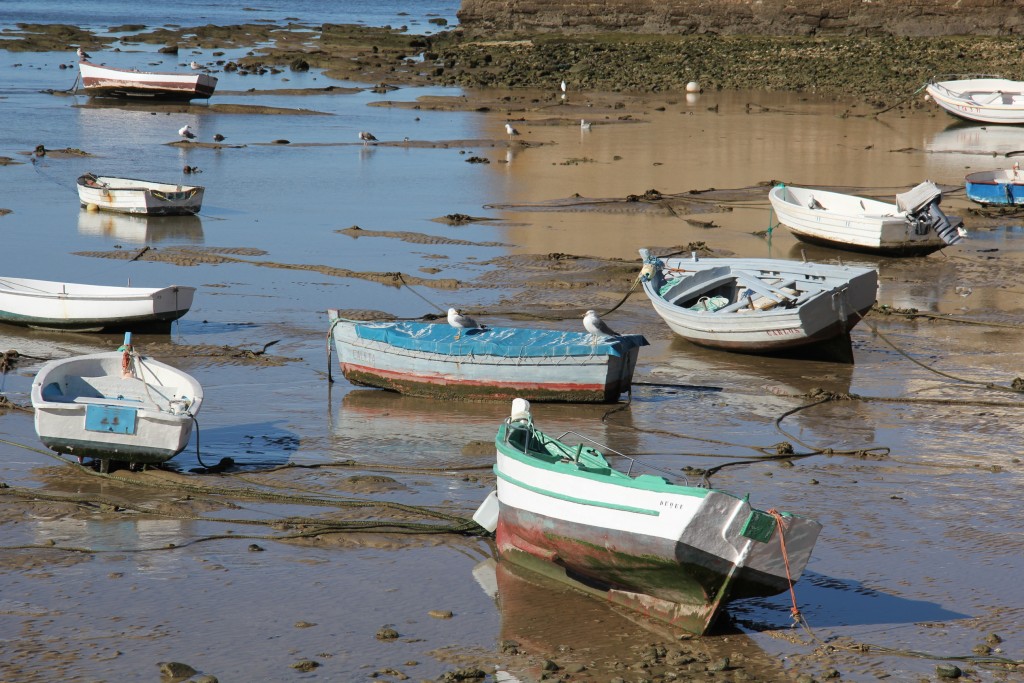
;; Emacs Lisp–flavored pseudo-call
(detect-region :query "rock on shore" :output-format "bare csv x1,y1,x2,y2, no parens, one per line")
457,0,1024,37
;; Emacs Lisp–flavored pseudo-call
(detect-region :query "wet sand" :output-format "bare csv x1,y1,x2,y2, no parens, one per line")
1,26,1024,683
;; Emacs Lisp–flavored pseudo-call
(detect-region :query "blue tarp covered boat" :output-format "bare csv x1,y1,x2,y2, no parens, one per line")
328,311,648,402
965,168,1024,206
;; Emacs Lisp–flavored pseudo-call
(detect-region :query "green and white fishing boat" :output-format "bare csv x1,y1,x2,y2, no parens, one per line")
474,399,823,635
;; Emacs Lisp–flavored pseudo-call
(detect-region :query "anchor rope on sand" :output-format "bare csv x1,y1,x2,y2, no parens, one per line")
846,82,929,118
767,509,801,621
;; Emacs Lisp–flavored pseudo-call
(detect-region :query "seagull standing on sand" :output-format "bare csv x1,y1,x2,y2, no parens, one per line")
178,125,196,140
447,307,483,340
504,123,519,140
76,47,90,61
359,131,378,145
583,310,619,339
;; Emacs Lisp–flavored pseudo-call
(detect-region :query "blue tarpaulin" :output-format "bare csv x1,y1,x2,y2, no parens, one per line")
353,321,648,358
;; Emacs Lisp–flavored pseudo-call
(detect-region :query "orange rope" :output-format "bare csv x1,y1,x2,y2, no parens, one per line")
121,347,133,378
767,508,801,620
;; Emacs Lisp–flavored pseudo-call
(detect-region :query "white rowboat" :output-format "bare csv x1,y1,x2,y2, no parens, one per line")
638,249,877,361
32,343,203,469
78,174,204,216
78,60,217,100
0,277,195,332
768,182,964,256
926,77,1024,125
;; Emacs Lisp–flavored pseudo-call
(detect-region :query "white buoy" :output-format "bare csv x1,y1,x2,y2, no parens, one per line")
686,81,701,93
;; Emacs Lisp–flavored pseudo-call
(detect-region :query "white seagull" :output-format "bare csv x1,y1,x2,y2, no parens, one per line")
580,119,592,131
178,125,196,140
359,131,378,145
560,79,567,100
189,60,201,70
583,310,619,338
504,123,519,140
447,307,483,339
76,47,91,61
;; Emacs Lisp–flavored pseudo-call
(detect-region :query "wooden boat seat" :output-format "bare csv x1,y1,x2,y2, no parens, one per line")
72,395,143,407
45,376,178,408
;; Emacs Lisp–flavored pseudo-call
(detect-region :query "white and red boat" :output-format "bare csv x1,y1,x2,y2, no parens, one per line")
79,60,217,100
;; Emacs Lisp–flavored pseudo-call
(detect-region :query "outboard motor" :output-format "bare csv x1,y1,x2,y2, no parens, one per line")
896,181,965,245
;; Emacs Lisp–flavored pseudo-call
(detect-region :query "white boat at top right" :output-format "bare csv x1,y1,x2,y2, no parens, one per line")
925,76,1024,124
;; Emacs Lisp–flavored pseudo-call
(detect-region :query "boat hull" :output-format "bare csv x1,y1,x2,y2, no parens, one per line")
769,185,948,256
926,78,1024,125
78,175,204,216
31,352,203,465
79,61,217,100
491,422,821,634
0,278,194,332
639,251,877,360
329,313,647,403
965,169,1024,205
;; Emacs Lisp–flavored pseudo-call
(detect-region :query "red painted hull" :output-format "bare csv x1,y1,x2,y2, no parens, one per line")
495,506,794,634
341,362,626,403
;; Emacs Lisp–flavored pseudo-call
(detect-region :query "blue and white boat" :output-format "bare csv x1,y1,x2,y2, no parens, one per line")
327,310,648,403
965,167,1024,206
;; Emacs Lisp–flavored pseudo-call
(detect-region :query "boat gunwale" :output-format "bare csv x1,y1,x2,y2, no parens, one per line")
495,421,716,500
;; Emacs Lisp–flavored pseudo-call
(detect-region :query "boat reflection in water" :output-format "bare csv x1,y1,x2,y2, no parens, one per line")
332,389,617,468
33,516,190,577
77,209,204,245
472,557,792,680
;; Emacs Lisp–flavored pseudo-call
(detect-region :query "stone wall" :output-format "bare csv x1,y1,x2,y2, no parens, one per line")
457,0,1024,37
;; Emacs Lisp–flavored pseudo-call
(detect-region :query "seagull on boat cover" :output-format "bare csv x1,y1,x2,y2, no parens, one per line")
504,123,519,140
580,119,592,131
359,131,378,145
583,310,619,338
447,307,483,339
178,125,196,140
76,47,91,61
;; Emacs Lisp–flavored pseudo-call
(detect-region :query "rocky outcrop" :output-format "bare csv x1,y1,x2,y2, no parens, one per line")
457,0,1024,37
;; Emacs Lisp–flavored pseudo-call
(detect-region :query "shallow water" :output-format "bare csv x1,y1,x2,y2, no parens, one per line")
1,36,1024,683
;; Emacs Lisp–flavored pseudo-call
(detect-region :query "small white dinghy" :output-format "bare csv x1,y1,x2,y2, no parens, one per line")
769,182,964,256
78,60,217,101
31,334,203,471
925,76,1024,125
0,277,195,332
78,174,204,216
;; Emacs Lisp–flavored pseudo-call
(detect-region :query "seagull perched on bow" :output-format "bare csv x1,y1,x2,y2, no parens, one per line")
178,125,196,140
76,47,91,61
504,123,519,140
359,131,378,145
447,307,484,339
583,310,619,339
